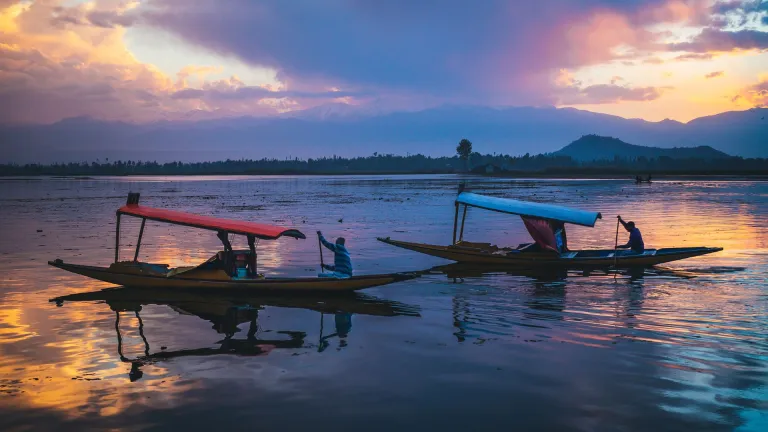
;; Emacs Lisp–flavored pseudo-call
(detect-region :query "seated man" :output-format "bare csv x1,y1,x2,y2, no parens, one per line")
551,221,568,253
616,216,644,254
317,231,353,278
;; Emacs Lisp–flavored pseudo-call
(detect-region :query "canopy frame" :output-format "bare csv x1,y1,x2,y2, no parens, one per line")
451,191,602,245
114,193,305,263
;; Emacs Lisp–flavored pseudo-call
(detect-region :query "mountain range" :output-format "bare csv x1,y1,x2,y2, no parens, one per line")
1,105,766,163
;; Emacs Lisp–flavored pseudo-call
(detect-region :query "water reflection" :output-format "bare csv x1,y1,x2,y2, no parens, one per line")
1,177,766,431
433,263,705,344
51,288,420,381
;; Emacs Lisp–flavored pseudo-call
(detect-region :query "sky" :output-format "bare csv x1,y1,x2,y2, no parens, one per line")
0,0,766,125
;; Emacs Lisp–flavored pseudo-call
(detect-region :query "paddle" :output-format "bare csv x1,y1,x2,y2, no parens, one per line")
317,231,325,273
613,216,620,279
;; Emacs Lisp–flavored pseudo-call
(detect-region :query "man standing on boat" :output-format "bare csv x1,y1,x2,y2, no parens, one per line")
317,231,353,278
617,216,644,253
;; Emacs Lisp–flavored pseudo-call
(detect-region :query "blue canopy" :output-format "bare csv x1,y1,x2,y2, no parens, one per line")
456,192,602,227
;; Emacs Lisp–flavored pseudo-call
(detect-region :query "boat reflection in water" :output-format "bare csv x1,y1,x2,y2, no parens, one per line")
428,263,698,343
430,262,698,282
50,288,421,381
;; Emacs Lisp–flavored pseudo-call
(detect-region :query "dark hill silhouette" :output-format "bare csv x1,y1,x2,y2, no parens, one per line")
553,135,731,162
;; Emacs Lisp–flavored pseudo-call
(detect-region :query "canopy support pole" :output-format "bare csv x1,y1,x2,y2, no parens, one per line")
248,235,257,278
134,218,146,262
115,213,121,263
452,202,459,244
459,205,468,242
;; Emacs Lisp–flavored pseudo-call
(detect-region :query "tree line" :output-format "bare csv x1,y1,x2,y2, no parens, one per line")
1,139,765,176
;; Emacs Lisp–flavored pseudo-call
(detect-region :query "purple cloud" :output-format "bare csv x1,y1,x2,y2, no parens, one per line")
669,28,768,53
705,71,724,79
86,10,139,28
141,0,695,104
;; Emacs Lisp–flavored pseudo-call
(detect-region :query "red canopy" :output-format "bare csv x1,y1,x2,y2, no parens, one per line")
117,204,306,240
521,216,558,253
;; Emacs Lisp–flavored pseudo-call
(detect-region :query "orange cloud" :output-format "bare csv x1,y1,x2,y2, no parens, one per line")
705,70,724,79
0,1,338,123
734,74,768,107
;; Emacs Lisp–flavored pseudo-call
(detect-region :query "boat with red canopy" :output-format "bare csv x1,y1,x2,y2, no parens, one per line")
378,190,722,268
50,193,417,291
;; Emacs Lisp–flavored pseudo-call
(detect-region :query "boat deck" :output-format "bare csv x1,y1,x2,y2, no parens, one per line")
377,237,722,268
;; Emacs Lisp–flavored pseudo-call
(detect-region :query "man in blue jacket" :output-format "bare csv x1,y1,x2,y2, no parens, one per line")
317,231,353,278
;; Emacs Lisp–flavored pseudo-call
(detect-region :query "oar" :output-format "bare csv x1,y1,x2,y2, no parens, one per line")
317,232,325,273
613,216,620,280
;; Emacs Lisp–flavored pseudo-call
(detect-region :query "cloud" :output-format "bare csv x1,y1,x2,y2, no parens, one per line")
169,84,362,101
1,0,764,124
0,0,357,123
669,28,768,53
674,52,714,61
557,82,670,105
705,71,725,79
733,75,768,107
708,0,768,28
139,0,704,105
86,9,140,28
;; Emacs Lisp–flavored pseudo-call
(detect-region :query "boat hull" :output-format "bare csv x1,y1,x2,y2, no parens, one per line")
49,260,418,292
377,238,722,268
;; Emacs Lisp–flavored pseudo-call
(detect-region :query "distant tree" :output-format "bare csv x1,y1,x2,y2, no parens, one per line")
456,138,473,171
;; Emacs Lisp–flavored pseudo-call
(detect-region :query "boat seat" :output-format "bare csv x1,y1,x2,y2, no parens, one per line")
560,252,578,259
452,241,499,252
608,249,658,258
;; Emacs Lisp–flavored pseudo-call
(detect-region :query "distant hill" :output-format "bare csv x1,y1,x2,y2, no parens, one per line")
553,135,732,162
1,106,766,163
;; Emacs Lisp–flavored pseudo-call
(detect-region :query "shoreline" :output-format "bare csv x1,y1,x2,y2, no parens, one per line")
1,172,766,181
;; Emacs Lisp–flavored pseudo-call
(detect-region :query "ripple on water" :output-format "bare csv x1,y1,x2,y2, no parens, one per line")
0,176,766,431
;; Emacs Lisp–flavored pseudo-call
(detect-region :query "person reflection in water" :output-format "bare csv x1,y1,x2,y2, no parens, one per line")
317,231,353,278
319,313,353,351
617,216,644,254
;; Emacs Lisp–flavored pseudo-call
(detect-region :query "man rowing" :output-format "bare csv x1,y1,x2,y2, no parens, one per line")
317,231,353,278
616,216,644,253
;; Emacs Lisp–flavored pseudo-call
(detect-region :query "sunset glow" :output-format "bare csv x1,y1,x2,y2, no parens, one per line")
0,0,766,125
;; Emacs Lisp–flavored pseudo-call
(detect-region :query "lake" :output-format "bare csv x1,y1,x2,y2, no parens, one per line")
0,175,766,431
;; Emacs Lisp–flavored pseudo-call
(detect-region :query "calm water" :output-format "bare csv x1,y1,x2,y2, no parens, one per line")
0,175,766,431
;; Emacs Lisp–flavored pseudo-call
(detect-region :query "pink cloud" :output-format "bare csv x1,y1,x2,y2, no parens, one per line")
1,0,766,123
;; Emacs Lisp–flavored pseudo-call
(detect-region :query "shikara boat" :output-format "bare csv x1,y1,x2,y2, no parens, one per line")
49,193,418,292
378,191,722,269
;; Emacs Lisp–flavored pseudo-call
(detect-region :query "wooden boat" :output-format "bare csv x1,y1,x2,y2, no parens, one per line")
429,263,698,280
49,193,418,292
378,190,722,269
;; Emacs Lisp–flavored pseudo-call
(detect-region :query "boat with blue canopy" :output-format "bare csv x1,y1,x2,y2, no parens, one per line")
378,190,722,268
